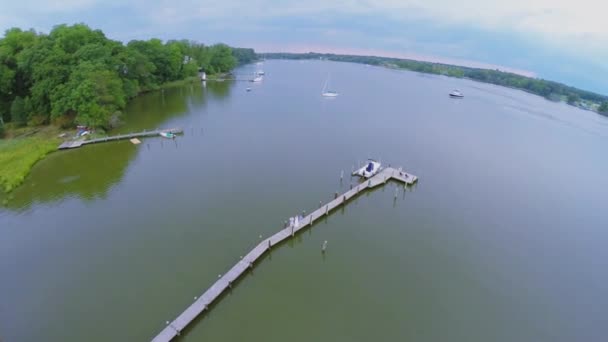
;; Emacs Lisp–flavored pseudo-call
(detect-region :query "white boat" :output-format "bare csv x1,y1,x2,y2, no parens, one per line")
449,89,464,98
246,87,252,92
322,74,339,97
159,131,175,139
251,74,263,82
353,160,382,178
257,70,265,76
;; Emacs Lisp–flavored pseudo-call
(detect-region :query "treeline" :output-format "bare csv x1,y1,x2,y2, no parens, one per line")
232,48,257,65
0,24,254,131
266,52,608,114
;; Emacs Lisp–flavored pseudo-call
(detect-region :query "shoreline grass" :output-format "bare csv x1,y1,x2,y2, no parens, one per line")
0,134,60,193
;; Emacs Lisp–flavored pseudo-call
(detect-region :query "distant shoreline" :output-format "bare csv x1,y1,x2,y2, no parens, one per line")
263,52,608,116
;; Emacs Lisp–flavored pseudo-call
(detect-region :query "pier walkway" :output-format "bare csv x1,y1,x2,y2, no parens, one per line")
151,167,417,342
58,128,183,150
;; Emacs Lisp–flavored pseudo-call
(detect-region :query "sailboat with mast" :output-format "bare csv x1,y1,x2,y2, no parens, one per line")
321,74,339,97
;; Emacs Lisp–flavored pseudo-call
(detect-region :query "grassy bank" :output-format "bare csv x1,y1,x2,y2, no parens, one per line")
0,131,60,193
0,75,204,195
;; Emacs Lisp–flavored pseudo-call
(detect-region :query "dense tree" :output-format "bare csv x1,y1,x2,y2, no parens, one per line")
599,102,608,113
567,93,580,105
50,62,125,128
10,96,26,126
232,48,257,65
0,24,247,129
208,44,237,73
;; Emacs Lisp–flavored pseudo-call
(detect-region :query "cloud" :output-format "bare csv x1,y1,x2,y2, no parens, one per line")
1,0,606,92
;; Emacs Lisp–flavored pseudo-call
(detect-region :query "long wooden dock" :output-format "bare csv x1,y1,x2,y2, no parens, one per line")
58,128,183,150
151,167,417,342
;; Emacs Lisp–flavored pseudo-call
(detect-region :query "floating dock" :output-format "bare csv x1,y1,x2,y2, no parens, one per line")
58,128,183,150
151,167,417,342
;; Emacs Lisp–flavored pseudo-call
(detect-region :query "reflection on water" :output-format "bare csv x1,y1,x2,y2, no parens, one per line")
4,142,138,210
2,80,235,211
206,80,233,99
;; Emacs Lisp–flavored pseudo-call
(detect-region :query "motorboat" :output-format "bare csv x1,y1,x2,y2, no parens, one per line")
353,160,382,178
159,131,175,139
449,89,464,98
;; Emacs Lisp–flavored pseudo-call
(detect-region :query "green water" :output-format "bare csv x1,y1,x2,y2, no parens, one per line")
1,60,607,342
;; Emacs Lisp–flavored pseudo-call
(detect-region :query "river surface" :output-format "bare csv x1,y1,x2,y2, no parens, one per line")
1,60,607,342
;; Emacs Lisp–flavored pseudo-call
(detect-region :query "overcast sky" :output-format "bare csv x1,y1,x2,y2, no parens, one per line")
1,0,606,93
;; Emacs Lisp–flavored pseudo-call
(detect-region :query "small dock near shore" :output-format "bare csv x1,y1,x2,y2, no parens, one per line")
58,128,183,150
151,166,417,342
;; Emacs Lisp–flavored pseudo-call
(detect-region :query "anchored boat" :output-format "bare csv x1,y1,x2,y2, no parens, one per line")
449,89,464,98
321,74,339,97
159,131,175,139
353,160,382,178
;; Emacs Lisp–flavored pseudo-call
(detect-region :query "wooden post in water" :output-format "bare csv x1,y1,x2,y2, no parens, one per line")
334,192,338,199
319,200,322,208
350,183,353,190
322,240,328,253
325,204,329,216
394,188,398,199
268,239,271,250
340,170,344,181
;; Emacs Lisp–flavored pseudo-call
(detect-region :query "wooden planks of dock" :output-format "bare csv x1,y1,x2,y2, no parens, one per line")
150,167,417,342
57,128,183,150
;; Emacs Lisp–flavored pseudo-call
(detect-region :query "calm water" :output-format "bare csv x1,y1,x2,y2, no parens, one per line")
1,60,607,342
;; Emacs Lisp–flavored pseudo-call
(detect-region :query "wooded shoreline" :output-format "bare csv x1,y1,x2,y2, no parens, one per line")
265,52,608,115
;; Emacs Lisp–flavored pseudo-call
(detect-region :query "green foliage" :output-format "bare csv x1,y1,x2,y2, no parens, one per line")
266,52,608,112
0,23,246,128
50,62,125,127
599,102,608,113
10,96,27,126
567,93,580,105
0,118,5,138
232,48,257,65
209,44,237,73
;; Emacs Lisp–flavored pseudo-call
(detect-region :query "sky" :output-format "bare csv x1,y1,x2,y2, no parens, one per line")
1,0,607,94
